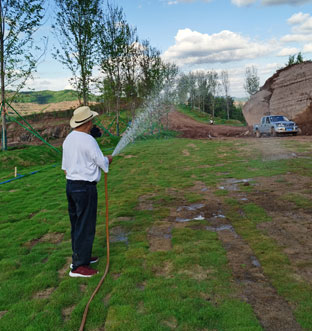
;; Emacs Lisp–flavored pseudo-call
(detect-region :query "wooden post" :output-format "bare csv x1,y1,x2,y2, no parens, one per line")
14,166,17,177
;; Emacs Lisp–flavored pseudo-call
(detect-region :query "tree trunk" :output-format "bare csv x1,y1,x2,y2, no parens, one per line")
116,96,120,137
81,67,88,106
0,0,7,151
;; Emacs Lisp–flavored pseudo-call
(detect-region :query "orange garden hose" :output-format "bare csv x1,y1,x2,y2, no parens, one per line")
79,172,110,331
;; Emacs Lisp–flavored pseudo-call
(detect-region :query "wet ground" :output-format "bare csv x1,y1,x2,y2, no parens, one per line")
142,136,312,330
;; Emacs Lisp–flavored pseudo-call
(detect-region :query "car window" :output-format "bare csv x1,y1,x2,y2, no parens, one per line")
266,117,270,124
270,116,289,122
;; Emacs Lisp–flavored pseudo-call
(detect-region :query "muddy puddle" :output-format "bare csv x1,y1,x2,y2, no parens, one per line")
218,178,254,191
177,203,205,211
175,215,205,222
263,152,297,161
174,203,206,223
109,226,129,245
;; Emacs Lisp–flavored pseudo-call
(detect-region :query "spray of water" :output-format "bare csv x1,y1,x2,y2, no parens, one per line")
112,87,174,157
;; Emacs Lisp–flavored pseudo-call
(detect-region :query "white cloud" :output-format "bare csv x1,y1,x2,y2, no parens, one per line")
281,12,312,54
24,77,73,91
162,28,273,65
277,47,299,56
287,12,312,34
281,33,312,43
303,43,312,53
287,12,310,25
231,0,256,6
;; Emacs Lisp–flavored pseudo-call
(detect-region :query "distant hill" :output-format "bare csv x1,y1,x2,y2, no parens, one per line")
8,90,97,104
233,97,248,103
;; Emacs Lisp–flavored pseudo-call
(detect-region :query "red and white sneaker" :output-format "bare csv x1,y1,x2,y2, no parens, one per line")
70,256,99,269
69,265,99,278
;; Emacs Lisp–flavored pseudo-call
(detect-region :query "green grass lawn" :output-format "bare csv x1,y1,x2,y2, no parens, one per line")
1,137,312,330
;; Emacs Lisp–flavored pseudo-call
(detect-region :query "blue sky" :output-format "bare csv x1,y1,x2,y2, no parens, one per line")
28,0,312,97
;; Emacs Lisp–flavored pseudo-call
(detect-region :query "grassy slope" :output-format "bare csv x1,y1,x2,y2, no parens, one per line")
9,90,97,104
178,105,246,126
0,137,312,330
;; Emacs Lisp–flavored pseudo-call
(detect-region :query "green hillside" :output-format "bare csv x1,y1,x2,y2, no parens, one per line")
9,90,97,104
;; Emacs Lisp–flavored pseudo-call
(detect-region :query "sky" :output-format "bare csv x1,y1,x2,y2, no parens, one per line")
27,0,312,97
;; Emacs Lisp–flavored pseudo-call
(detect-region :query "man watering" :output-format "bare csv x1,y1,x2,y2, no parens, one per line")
62,106,113,278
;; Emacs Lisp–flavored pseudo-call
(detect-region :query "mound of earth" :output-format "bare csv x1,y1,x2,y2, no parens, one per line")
167,111,250,138
243,61,312,134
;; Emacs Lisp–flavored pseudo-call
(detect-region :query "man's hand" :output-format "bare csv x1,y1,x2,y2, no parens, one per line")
107,155,113,164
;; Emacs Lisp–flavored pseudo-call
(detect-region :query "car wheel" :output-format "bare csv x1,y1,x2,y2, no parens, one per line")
271,128,276,137
255,130,261,138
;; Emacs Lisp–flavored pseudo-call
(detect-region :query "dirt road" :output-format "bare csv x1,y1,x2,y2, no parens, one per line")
167,110,250,138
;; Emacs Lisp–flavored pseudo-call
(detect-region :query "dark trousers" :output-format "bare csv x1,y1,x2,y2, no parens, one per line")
66,180,98,270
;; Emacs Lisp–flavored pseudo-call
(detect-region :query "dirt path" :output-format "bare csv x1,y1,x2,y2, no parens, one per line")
167,111,249,138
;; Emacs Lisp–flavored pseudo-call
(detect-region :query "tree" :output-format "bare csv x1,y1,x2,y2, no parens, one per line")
296,52,303,63
221,70,230,120
137,40,164,99
53,0,101,106
97,1,136,135
244,66,260,97
196,71,208,112
176,73,190,105
207,70,219,118
0,0,45,151
286,52,303,67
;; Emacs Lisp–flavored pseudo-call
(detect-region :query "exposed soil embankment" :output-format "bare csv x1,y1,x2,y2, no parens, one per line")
3,108,251,148
5,114,71,147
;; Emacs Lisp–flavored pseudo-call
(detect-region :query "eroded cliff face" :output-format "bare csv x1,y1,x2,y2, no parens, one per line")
243,62,312,134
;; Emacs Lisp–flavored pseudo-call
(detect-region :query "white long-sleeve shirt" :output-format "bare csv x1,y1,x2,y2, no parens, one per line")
62,131,109,182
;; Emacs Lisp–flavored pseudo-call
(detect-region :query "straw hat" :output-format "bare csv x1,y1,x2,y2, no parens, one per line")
70,106,98,128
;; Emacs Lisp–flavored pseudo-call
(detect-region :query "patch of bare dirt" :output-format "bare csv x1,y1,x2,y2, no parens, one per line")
167,111,250,138
178,264,214,281
137,301,145,314
218,226,301,331
154,261,174,278
116,216,133,222
33,287,55,300
62,304,76,322
161,316,178,329
137,194,156,211
182,149,190,156
24,232,64,249
123,155,137,159
0,311,8,319
103,293,111,306
245,174,312,284
147,222,172,252
40,232,64,244
80,284,87,293
58,257,72,278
